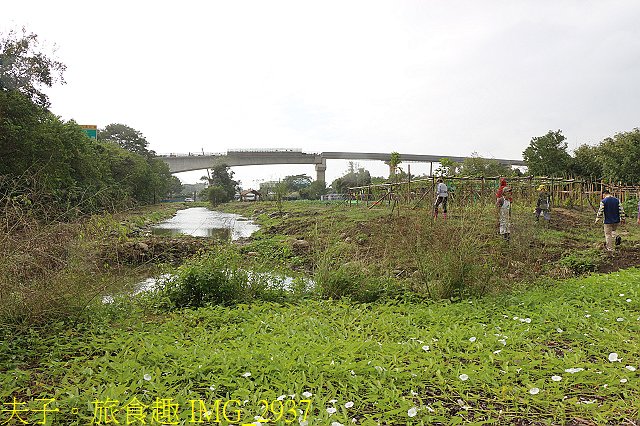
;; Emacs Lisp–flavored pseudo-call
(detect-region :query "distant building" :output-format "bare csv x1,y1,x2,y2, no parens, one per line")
239,189,262,202
321,193,345,201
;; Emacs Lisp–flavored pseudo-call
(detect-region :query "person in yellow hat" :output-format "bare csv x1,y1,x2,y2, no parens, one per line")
535,184,551,224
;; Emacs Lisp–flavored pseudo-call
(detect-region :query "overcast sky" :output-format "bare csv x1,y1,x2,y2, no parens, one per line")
3,1,640,187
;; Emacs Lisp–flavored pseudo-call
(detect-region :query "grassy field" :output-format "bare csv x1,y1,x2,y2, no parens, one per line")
1,268,639,425
2,200,640,425
219,200,640,297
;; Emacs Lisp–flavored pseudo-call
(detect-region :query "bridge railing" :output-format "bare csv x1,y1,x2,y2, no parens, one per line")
227,148,303,153
157,152,226,157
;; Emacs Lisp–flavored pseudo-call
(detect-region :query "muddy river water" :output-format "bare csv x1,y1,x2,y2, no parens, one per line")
150,207,260,239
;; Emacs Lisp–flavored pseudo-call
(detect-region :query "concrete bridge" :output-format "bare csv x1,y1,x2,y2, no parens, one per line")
157,149,526,184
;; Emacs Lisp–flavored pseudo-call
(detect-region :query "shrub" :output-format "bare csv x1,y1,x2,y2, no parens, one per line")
162,249,249,308
160,248,300,308
314,260,395,302
558,249,602,275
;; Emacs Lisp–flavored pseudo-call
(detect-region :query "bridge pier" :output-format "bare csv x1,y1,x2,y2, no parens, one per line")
315,159,327,185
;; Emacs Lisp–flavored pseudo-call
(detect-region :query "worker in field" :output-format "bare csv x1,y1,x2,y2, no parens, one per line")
496,186,513,241
595,190,626,253
496,177,508,199
433,178,448,219
534,184,551,224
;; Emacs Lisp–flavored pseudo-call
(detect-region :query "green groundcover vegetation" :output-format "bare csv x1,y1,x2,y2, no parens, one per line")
1,267,639,425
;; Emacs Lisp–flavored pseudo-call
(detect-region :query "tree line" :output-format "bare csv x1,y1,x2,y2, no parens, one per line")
523,129,640,183
1,29,179,219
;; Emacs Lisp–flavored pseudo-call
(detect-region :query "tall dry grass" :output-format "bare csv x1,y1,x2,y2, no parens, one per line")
0,177,120,327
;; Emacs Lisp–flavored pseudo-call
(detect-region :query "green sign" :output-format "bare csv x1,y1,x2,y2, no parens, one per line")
80,125,97,140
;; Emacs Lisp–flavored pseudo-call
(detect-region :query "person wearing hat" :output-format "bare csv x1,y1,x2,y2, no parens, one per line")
496,177,508,199
595,189,625,253
535,184,551,224
496,186,513,241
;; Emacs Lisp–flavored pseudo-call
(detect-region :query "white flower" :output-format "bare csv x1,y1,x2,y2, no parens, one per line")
350,370,356,376
300,421,308,426
143,374,152,381
524,318,532,324
329,399,337,404
345,401,354,408
529,387,540,395
242,372,252,377
617,318,624,322
469,337,476,343
608,353,620,362
620,378,628,383
209,385,215,391
627,299,632,302
426,405,435,413
459,374,469,381
331,422,344,426
302,391,313,398
625,366,636,372
551,375,562,382
326,407,337,415
407,407,418,417
619,293,625,297
374,366,385,373
585,314,591,318
422,345,430,351
498,339,507,346
556,328,563,333
493,350,502,354
565,367,584,374
410,390,418,396
277,395,286,401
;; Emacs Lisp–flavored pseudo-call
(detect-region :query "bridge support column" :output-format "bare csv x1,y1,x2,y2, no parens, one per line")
315,159,327,186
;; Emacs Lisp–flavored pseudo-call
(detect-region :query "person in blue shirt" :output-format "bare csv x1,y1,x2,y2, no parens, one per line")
595,190,626,253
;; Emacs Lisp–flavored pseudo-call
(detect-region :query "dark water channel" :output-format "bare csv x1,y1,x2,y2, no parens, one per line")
151,207,259,239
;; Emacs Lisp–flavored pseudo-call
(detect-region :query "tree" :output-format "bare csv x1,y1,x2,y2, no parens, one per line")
389,152,401,179
300,180,327,200
98,123,153,157
597,128,640,184
203,164,238,203
204,186,229,206
282,174,313,192
331,167,371,193
569,144,602,180
522,130,572,177
0,28,66,108
434,158,459,177
166,176,183,198
459,153,512,177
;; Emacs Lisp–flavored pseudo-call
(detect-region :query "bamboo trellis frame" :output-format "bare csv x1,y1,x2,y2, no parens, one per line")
347,176,640,212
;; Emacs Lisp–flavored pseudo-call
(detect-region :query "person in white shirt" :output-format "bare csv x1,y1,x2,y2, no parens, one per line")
496,186,512,241
433,178,448,219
